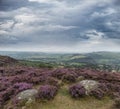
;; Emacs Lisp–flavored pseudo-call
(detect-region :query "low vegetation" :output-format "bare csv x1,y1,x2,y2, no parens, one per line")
36,85,58,100
69,84,86,98
0,55,17,66
0,54,120,109
0,66,119,109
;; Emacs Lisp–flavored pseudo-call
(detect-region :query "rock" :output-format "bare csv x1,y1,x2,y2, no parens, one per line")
79,80,99,95
15,89,38,106
22,106,26,109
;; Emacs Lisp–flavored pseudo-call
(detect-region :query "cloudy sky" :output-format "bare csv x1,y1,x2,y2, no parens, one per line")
0,0,120,53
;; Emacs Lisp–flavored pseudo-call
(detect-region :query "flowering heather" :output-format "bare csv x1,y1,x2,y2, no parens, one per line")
114,97,120,108
90,88,105,99
0,67,120,107
69,84,86,98
13,82,33,94
36,85,58,100
45,77,59,87
62,73,76,83
0,87,15,106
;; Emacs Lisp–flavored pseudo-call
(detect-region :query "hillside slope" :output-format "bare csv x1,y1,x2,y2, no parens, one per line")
0,55,17,66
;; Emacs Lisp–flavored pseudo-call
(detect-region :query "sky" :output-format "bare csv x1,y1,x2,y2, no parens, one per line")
0,0,120,53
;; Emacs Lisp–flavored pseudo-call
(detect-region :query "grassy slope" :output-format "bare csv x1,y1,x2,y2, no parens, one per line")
26,85,114,109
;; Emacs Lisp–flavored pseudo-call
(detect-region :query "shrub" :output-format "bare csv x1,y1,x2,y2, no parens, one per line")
13,82,33,94
114,97,120,108
0,92,9,105
90,88,105,99
98,83,109,93
51,69,67,79
62,73,76,83
0,82,32,106
29,77,41,84
0,87,15,106
36,85,58,100
90,83,109,99
1,67,120,108
45,77,60,87
113,92,120,99
0,82,8,91
109,84,120,92
69,84,86,98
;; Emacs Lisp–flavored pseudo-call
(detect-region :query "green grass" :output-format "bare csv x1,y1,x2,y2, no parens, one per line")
19,60,56,68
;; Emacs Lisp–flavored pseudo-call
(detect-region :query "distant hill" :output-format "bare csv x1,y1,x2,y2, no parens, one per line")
0,51,120,71
68,52,120,65
0,55,18,66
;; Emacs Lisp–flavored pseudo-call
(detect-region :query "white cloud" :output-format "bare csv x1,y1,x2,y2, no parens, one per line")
106,21,120,31
91,8,116,18
0,20,14,29
29,0,53,3
15,14,40,23
39,25,77,31
85,29,105,40
0,30,9,35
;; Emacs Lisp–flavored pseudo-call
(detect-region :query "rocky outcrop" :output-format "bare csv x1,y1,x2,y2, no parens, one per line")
15,89,38,106
79,80,99,95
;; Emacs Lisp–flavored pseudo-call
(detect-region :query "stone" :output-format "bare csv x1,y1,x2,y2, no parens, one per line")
79,80,99,95
15,89,38,106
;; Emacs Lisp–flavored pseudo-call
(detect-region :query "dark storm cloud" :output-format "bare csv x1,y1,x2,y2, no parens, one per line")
0,0,120,52
0,0,44,11
114,0,120,5
0,0,29,11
